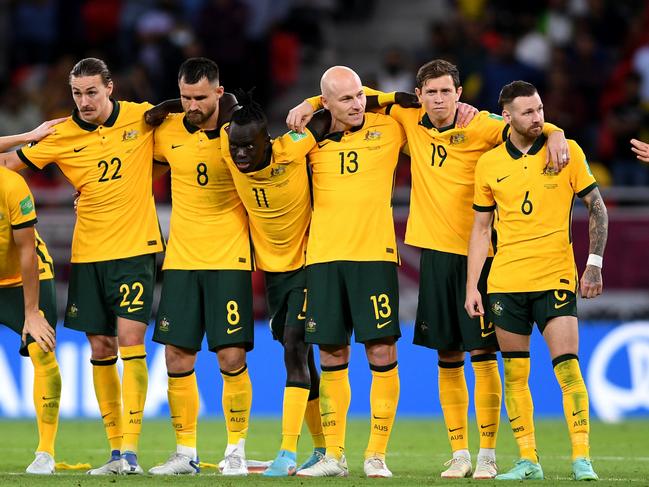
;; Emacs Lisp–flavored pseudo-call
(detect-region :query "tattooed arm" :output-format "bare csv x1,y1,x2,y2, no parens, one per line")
579,187,608,298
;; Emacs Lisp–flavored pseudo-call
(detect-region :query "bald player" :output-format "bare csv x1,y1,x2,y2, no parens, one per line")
292,67,404,478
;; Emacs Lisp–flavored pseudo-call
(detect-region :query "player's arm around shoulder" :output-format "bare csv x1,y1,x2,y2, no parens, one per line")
0,117,68,171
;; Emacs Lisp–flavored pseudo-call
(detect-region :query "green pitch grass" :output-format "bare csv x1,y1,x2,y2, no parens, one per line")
0,418,647,485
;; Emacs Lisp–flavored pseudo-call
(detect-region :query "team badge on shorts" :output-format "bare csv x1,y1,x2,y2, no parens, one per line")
67,303,79,318
306,318,317,333
158,317,170,332
492,301,503,316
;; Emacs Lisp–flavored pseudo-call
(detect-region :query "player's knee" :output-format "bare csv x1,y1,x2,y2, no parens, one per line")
439,349,465,363
364,338,397,365
28,342,58,370
217,346,246,372
165,345,196,372
87,334,118,359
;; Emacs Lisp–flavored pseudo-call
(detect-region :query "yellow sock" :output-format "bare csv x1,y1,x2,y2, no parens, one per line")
304,397,326,449
438,360,469,452
280,384,310,453
168,370,199,452
320,364,350,459
120,344,148,453
91,355,122,452
503,353,537,462
553,354,590,460
471,354,502,449
222,364,252,445
28,342,61,456
365,362,399,460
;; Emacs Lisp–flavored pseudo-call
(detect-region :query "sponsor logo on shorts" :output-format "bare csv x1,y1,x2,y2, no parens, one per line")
554,301,572,309
306,318,316,333
158,317,170,332
67,303,78,318
297,312,306,321
376,320,392,329
226,327,243,335
127,306,143,313
481,329,495,338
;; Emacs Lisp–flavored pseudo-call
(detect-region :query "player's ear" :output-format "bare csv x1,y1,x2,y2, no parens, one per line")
106,81,114,97
502,108,511,124
456,86,462,101
321,95,329,110
215,85,225,97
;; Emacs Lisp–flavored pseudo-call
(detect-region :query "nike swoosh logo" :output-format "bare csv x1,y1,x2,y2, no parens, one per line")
171,415,181,419
480,423,496,429
226,327,243,335
373,415,389,420
41,395,60,401
127,306,144,312
229,408,247,413
376,320,392,329
101,412,111,419
481,330,495,337
448,427,463,432
297,313,306,320
525,470,535,477
321,411,335,416
509,416,520,423
171,144,183,149
317,141,330,148
572,409,585,416
554,301,572,309
73,146,88,153
129,410,143,415
496,175,510,183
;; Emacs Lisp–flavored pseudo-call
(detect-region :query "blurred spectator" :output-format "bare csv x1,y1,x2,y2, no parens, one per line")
10,0,58,67
376,47,413,93
604,72,649,185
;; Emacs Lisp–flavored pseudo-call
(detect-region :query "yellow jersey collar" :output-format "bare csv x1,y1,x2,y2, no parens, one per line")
505,134,547,159
72,98,120,132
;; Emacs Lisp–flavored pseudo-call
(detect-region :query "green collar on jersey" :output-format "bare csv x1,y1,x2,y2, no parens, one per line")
419,110,458,132
182,116,220,139
323,116,365,142
505,134,547,159
72,99,120,132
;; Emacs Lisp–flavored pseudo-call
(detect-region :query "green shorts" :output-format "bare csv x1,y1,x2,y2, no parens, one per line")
0,279,57,356
305,261,401,346
265,268,307,342
64,254,156,335
488,290,578,335
413,249,496,351
154,269,253,352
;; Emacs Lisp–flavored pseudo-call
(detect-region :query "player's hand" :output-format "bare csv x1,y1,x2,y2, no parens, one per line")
28,117,68,143
631,138,649,163
456,102,478,128
287,100,315,133
464,287,484,318
394,92,420,108
579,264,603,299
22,310,56,353
546,130,569,173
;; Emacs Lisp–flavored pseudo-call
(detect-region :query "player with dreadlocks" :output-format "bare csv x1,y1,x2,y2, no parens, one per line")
221,88,331,476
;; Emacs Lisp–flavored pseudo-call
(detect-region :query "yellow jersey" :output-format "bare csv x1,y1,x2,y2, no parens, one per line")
474,136,597,293
387,107,508,255
306,112,406,265
17,100,163,263
221,125,315,272
0,167,54,287
154,114,251,271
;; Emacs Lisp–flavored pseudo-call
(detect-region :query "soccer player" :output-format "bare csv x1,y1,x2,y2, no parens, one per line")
0,57,163,475
148,58,254,477
286,66,404,479
288,59,570,479
0,123,66,474
631,138,649,162
465,80,607,481
220,90,332,477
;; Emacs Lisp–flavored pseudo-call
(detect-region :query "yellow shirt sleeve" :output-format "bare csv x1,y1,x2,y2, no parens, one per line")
473,155,496,211
8,173,37,227
273,129,317,163
569,141,597,196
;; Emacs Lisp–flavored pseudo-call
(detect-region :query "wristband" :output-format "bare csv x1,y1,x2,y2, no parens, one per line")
586,254,603,268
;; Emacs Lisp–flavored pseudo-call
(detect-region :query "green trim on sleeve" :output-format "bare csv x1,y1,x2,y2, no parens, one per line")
16,149,41,171
473,203,496,212
577,182,598,198
11,218,38,230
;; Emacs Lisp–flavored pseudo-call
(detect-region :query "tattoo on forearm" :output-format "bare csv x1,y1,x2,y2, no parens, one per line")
586,190,608,257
